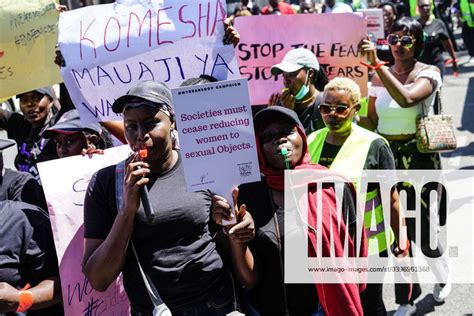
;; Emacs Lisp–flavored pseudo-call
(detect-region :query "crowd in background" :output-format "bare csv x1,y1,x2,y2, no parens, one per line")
0,0,470,315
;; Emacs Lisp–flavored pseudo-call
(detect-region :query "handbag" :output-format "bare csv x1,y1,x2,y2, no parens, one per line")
416,91,457,153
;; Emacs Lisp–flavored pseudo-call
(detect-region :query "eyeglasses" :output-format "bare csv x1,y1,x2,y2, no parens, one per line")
387,34,415,49
318,104,350,115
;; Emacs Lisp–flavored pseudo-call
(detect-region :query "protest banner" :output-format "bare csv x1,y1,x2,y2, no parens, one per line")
59,0,239,124
37,146,132,315
0,0,62,99
172,78,260,214
358,9,385,40
234,14,367,105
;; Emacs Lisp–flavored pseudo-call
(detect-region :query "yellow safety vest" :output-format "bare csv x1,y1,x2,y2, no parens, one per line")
460,0,474,27
307,124,395,255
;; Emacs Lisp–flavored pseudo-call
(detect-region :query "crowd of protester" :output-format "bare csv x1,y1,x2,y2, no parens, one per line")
0,0,468,315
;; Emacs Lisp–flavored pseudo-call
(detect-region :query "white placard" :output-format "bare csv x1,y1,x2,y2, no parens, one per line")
358,9,385,40
59,0,239,123
172,78,260,205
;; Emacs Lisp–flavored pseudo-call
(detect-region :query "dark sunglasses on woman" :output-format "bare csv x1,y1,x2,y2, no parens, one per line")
318,104,350,115
387,34,415,49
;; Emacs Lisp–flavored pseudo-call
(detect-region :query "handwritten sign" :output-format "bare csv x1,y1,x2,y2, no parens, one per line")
172,78,260,206
0,0,62,98
59,0,239,124
37,146,132,316
234,14,368,105
358,9,384,40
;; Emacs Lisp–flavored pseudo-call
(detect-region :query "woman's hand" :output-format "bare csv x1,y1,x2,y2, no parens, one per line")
280,88,296,110
54,49,66,67
359,37,379,66
452,60,459,75
268,89,296,109
211,188,255,243
0,282,19,313
268,92,282,106
81,144,104,159
56,4,67,13
211,194,235,225
123,155,150,214
228,204,255,243
223,18,240,47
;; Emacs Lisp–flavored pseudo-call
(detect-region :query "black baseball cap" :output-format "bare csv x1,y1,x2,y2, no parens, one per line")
0,139,16,151
112,81,173,114
42,110,102,138
253,106,304,131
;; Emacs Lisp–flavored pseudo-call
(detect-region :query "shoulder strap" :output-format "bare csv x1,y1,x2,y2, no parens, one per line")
435,89,443,114
114,161,171,314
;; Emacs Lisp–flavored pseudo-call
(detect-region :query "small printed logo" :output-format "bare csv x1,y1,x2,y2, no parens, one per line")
191,173,215,187
238,162,252,177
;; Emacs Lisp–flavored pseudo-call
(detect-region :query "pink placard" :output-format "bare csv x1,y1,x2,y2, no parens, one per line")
37,146,132,315
234,14,368,105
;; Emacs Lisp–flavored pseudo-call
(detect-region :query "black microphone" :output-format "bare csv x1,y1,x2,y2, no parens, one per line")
138,149,154,219
140,186,154,219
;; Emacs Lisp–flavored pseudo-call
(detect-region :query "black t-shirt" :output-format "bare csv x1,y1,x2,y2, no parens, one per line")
0,201,61,316
0,110,58,182
418,19,449,65
297,94,326,136
0,169,47,210
238,176,357,316
319,138,395,170
84,153,227,313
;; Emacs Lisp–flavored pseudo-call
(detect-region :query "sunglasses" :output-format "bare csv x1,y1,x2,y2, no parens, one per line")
418,4,431,8
318,104,350,115
387,34,415,48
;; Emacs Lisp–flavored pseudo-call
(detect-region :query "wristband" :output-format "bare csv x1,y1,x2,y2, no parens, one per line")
393,239,410,257
360,61,388,70
444,58,458,65
17,290,34,313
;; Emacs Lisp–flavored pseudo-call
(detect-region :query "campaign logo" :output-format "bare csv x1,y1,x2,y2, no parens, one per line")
238,162,252,177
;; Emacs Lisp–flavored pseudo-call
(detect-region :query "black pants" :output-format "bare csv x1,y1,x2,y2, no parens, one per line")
388,140,447,305
360,249,388,316
462,23,474,57
394,181,447,305
361,283,386,316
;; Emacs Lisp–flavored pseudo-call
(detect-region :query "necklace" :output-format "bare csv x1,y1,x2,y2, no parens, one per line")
296,93,316,105
391,65,415,75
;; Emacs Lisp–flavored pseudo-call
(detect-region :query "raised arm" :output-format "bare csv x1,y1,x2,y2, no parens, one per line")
359,39,437,108
100,121,126,144
212,189,257,288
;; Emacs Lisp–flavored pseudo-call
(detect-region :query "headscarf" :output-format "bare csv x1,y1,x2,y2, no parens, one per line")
254,107,367,315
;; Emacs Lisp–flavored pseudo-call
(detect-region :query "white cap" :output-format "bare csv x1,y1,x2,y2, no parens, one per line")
271,48,320,75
